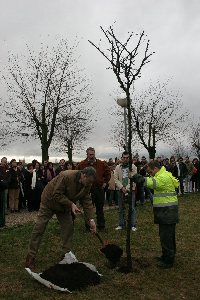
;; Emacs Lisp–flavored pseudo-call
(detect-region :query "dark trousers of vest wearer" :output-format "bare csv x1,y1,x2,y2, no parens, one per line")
28,204,74,258
159,223,176,264
91,187,105,230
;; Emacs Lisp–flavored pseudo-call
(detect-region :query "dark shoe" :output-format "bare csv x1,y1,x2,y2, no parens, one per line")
154,256,164,262
25,254,35,269
105,260,117,269
98,227,107,233
157,261,174,269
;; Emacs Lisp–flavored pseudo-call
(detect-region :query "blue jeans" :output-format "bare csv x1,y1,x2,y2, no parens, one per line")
117,191,136,228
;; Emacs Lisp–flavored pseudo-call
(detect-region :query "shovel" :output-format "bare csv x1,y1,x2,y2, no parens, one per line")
80,211,123,264
95,232,123,264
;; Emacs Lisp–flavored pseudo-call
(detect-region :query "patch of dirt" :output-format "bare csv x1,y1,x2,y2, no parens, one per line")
3,204,117,228
4,210,38,228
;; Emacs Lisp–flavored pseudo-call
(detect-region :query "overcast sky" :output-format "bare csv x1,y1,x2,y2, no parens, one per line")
0,0,200,162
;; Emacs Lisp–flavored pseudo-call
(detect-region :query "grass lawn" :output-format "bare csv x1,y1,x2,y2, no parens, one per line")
0,193,200,300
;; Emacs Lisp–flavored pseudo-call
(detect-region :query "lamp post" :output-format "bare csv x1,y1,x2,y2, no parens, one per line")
117,94,128,151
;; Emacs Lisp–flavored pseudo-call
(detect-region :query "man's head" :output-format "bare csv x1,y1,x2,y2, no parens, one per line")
10,159,17,168
1,157,7,165
80,166,96,185
86,147,96,164
27,163,34,171
121,151,129,166
147,160,161,176
141,156,147,165
17,161,23,170
59,159,65,166
178,157,183,163
43,160,48,167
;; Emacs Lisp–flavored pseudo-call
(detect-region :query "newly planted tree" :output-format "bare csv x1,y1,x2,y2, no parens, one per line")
89,25,154,271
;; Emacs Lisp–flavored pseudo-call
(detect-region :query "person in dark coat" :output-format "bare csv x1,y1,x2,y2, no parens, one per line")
24,163,35,212
7,159,23,212
77,147,111,231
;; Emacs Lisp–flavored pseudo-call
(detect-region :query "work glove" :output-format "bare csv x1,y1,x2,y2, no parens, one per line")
132,174,145,185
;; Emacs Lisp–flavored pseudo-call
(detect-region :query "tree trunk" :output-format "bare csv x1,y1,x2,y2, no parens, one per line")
41,144,49,163
126,91,133,272
67,140,73,162
149,146,156,160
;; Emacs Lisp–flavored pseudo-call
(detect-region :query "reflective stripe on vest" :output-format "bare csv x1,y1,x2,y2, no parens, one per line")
153,193,177,197
151,177,156,189
153,201,178,207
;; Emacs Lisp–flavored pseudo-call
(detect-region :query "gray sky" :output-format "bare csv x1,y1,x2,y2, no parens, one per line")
0,0,200,162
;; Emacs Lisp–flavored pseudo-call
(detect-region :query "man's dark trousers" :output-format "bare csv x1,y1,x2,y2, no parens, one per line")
91,187,105,230
159,223,176,264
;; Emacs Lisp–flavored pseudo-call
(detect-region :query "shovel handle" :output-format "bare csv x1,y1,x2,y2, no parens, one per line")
95,232,104,245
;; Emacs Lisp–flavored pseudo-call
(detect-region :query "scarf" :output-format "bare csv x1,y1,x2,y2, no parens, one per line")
31,169,37,189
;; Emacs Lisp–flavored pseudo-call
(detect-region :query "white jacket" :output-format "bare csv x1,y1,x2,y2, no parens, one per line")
114,164,137,191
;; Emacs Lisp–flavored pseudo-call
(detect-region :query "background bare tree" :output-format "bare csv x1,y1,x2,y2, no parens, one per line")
131,79,189,159
89,24,154,272
2,38,93,162
169,137,189,159
191,122,200,159
53,104,97,161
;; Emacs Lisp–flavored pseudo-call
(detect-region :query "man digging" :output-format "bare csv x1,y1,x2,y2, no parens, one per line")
25,167,97,269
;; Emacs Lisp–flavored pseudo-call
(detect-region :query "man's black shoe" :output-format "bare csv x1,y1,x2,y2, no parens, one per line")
98,227,107,233
154,256,164,262
157,261,174,269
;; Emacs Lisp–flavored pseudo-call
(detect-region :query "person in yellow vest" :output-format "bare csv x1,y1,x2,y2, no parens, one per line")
132,160,179,269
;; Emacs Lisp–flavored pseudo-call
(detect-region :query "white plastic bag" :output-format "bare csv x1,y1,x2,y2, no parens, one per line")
25,252,102,292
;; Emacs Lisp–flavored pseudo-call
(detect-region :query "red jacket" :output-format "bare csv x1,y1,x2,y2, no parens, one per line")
77,159,111,188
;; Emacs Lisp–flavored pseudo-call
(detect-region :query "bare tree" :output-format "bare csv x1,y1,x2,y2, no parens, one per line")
2,38,92,162
131,80,189,159
191,122,200,159
89,24,154,272
169,137,189,159
53,105,97,161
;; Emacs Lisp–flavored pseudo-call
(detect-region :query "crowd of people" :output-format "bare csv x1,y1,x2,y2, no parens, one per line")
0,158,75,226
0,152,200,228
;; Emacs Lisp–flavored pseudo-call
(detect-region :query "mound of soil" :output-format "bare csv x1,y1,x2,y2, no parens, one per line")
40,262,101,291
100,244,123,263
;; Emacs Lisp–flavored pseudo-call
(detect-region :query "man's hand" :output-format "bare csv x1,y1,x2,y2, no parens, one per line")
71,203,81,215
89,219,96,233
102,183,107,189
121,187,128,194
132,174,145,184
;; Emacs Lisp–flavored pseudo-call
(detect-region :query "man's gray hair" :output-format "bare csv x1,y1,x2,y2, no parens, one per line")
82,166,96,178
86,147,95,153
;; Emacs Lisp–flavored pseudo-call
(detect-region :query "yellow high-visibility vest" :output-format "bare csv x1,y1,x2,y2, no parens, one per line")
145,166,179,207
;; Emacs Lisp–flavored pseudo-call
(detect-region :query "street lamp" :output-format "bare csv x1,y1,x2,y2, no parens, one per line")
117,93,128,151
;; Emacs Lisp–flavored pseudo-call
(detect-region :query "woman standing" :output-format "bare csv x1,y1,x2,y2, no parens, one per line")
34,161,44,211
44,162,56,184
24,163,36,212
8,159,23,212
64,161,75,170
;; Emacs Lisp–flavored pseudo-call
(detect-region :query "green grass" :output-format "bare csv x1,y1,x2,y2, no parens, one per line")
0,194,200,300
